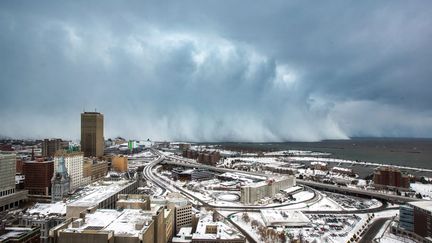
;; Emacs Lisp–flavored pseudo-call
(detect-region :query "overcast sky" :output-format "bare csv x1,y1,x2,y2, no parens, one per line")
0,1,431,141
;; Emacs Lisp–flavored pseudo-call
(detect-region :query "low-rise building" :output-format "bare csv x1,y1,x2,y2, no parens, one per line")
54,209,155,243
66,179,138,218
192,214,245,243
19,202,66,242
0,225,41,243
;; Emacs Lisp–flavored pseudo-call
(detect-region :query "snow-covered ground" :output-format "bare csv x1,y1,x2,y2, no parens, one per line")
410,182,432,199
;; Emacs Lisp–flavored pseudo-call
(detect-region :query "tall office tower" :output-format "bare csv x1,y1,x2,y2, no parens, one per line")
81,112,104,157
51,157,70,202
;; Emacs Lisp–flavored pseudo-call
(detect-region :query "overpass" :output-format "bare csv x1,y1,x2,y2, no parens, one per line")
297,179,421,204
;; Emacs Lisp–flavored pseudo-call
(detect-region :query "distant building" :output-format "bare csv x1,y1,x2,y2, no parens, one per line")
51,157,70,202
182,150,221,166
81,112,104,157
42,139,67,158
54,151,89,191
0,152,27,212
373,166,410,189
23,159,54,196
331,166,355,176
112,155,128,172
172,168,214,181
241,176,296,205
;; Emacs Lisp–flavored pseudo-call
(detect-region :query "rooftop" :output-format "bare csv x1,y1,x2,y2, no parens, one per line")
67,180,135,207
193,214,244,241
63,209,152,237
409,200,432,212
26,202,66,216
260,209,310,227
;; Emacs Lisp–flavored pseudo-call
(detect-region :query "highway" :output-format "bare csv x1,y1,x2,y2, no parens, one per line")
144,149,405,243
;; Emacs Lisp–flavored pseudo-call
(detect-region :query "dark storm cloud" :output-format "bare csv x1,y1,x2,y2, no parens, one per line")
0,1,431,141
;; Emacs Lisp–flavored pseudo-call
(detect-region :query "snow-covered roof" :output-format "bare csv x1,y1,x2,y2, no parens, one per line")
62,209,153,237
26,202,66,216
409,200,432,212
68,180,135,207
192,214,244,241
260,209,310,227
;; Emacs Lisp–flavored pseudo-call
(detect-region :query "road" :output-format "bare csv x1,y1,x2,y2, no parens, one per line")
358,217,391,243
144,149,401,243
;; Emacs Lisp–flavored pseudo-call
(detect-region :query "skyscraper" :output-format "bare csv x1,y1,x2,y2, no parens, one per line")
81,112,104,157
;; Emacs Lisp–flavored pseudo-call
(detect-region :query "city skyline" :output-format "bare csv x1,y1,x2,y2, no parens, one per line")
0,1,431,142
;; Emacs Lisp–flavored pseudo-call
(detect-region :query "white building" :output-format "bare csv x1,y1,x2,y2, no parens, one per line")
54,151,90,191
240,176,296,205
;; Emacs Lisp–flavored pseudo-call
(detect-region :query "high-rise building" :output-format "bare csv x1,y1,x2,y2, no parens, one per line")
23,159,54,196
81,112,104,157
51,157,70,202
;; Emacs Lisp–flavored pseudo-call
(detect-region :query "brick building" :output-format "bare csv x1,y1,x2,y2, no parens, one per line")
23,159,54,196
373,166,410,189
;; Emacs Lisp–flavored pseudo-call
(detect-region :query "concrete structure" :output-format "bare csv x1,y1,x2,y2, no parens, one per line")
51,157,71,202
54,151,89,191
240,176,296,205
23,159,54,196
112,155,128,172
0,225,41,243
117,194,151,210
19,202,66,242
172,168,214,181
66,180,137,218
42,139,65,158
0,152,28,212
164,208,174,243
192,214,245,243
374,166,410,189
54,209,155,243
81,112,104,157
166,193,193,233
